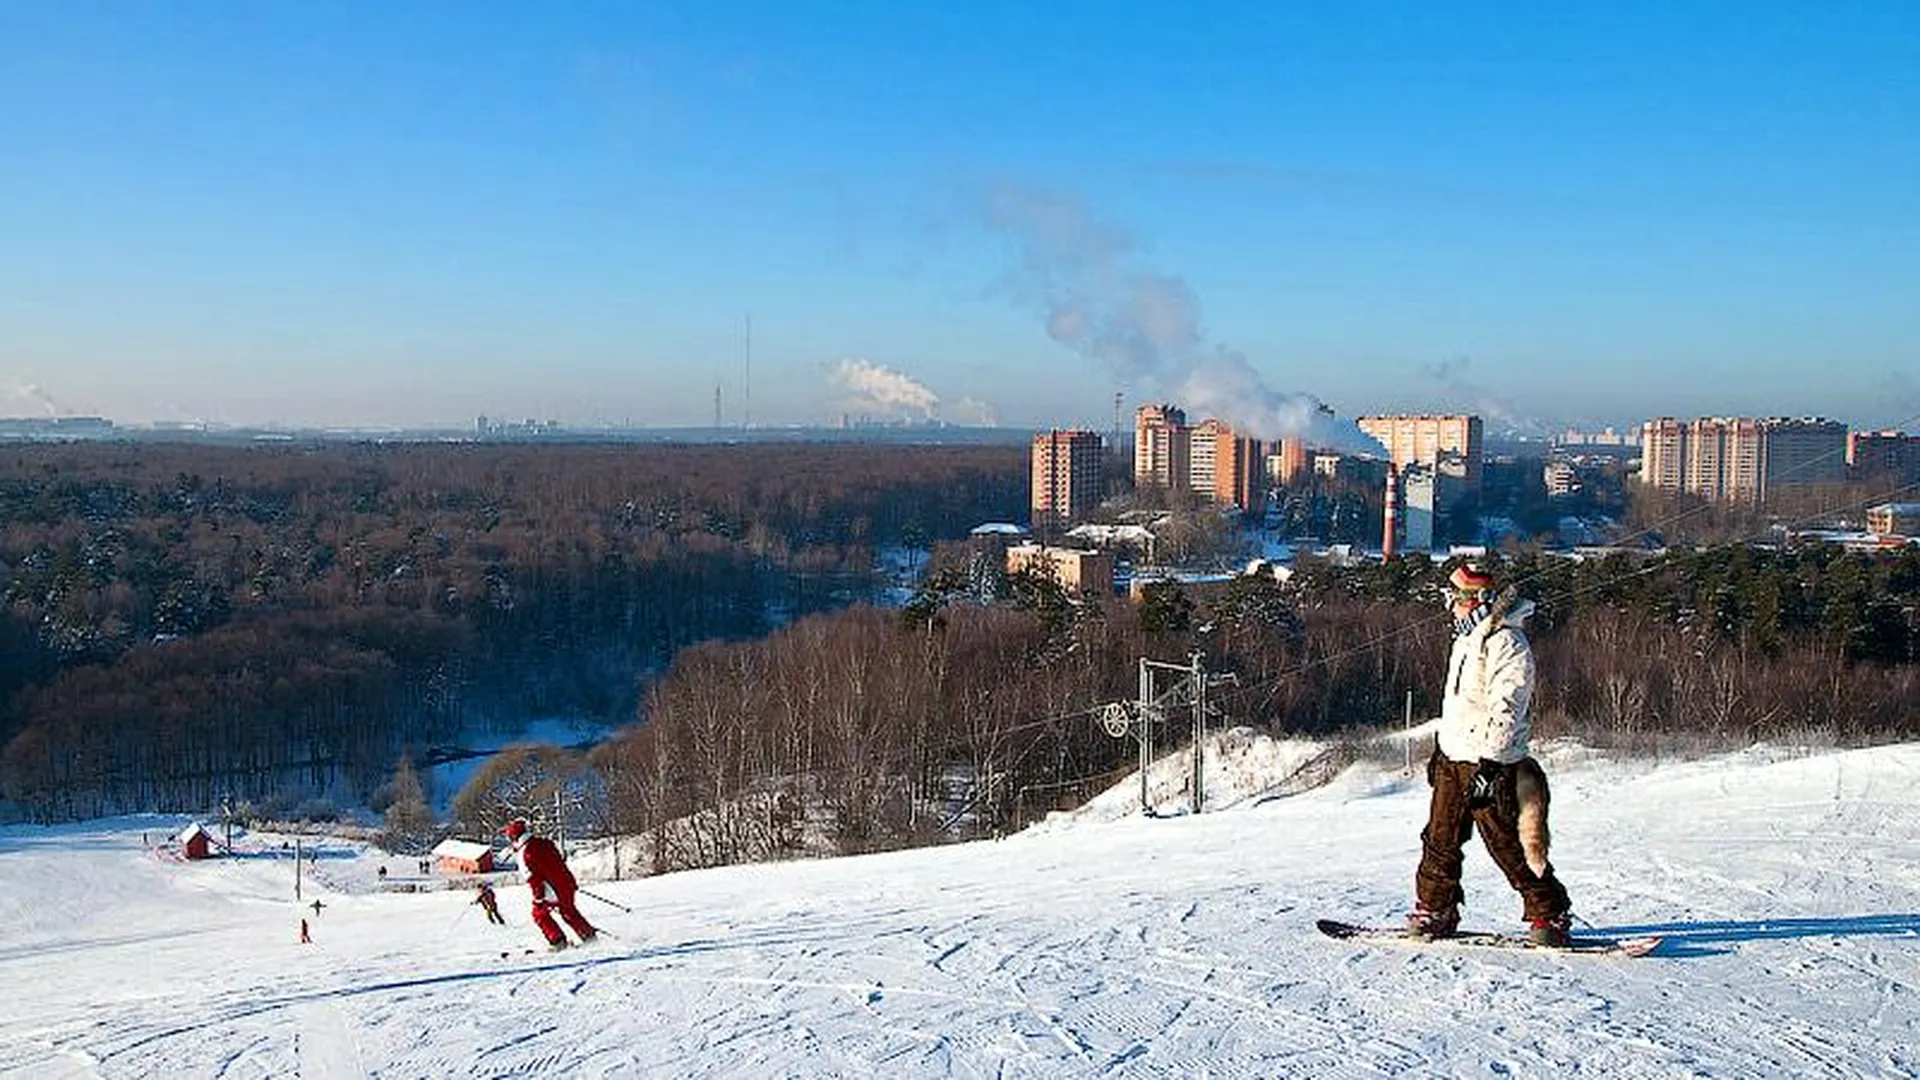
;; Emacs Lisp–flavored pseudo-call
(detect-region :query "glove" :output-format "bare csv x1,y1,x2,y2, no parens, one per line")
1467,760,1504,810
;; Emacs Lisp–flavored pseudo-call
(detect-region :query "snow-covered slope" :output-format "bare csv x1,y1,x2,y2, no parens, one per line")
3,739,1918,1078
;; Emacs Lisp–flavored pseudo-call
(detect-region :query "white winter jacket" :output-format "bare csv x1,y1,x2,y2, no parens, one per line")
1437,597,1537,765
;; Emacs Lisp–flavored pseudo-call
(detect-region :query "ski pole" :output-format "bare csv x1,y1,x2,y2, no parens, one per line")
447,896,474,933
577,887,632,913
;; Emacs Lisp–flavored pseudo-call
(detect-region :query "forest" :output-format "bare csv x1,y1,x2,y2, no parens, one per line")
6,439,1916,866
0,440,1024,820
522,540,1918,876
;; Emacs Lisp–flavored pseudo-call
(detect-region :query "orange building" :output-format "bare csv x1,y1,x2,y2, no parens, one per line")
1355,414,1483,490
1205,422,1265,513
1006,544,1116,597
1273,437,1310,486
1030,429,1104,533
432,839,498,875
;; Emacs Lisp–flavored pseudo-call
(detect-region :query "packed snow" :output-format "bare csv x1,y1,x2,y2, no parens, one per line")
3,734,1918,1078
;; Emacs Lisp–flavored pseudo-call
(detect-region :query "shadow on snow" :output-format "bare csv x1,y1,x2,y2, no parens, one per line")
1597,913,1920,958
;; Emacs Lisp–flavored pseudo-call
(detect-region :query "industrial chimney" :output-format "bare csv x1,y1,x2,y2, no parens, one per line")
1383,464,1399,559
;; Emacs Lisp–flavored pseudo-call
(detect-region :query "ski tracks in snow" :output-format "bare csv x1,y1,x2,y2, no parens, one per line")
5,745,1920,1077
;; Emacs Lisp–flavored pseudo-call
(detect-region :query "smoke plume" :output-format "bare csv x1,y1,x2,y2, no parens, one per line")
3,383,62,418
829,357,940,418
1420,356,1548,437
948,396,1000,427
984,184,1384,456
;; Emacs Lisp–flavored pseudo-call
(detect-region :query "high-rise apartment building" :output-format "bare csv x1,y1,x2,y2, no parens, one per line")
1030,429,1105,533
1639,417,1847,501
1168,417,1266,513
1273,436,1310,486
1849,430,1920,483
1682,417,1763,501
1355,414,1484,490
1640,417,1687,493
1210,425,1266,514
1760,418,1848,494
1188,418,1222,495
1133,404,1190,491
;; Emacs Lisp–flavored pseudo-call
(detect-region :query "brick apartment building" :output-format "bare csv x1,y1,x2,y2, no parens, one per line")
1639,417,1848,501
1030,429,1104,534
1354,414,1484,491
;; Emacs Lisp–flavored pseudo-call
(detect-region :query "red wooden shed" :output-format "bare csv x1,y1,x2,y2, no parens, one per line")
431,838,496,875
177,822,213,860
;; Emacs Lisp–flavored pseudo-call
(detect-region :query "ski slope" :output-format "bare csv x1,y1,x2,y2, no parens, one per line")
2,738,1917,1078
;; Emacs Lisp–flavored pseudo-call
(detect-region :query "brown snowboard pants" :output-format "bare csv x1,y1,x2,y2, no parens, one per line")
1415,751,1571,923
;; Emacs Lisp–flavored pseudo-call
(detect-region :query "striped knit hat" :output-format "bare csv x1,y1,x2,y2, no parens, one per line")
1448,563,1495,595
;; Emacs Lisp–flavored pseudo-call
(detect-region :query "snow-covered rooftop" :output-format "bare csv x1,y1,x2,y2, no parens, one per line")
430,838,494,860
1066,523,1155,544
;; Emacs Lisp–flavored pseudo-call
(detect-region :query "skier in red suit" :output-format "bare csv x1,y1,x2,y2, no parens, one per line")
501,818,598,950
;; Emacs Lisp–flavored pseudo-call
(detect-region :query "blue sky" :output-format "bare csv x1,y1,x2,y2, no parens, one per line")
2,2,1916,433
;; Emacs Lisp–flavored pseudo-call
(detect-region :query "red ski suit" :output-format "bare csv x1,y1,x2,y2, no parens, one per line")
515,835,596,946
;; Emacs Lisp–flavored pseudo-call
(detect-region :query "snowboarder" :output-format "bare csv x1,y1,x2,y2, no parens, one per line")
1409,562,1574,947
501,818,598,950
299,918,312,944
310,899,325,916
474,881,506,925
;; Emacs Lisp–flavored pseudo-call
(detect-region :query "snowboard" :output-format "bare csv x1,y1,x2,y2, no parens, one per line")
1316,918,1662,958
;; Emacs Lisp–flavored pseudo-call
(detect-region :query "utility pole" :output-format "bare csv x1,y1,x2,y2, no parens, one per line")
1404,689,1415,776
1108,655,1230,815
1190,651,1206,813
1138,659,1153,811
295,837,302,901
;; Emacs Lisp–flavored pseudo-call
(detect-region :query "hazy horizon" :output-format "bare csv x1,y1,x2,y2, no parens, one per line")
4,4,1917,435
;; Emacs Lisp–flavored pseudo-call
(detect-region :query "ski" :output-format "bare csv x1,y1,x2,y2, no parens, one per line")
500,936,600,960
1316,918,1662,958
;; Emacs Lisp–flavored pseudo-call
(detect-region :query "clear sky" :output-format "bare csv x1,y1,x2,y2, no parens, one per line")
3,2,1917,433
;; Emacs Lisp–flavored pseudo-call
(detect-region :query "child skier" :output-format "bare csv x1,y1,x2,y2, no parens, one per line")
474,881,506,925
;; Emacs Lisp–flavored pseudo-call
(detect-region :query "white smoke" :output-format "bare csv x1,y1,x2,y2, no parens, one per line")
985,184,1385,456
830,357,940,418
948,396,1000,427
1178,351,1383,456
1420,356,1549,437
986,186,1200,381
2,382,62,418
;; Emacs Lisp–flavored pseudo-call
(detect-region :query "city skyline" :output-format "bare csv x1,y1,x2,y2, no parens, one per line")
3,4,1918,433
